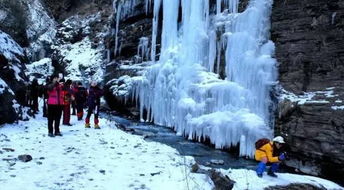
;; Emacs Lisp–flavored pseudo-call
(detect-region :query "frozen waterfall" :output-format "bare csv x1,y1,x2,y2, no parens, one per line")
132,0,277,157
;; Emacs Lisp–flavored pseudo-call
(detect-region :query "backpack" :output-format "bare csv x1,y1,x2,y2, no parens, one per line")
255,138,270,150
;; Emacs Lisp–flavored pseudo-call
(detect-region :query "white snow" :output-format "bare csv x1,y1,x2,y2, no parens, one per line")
52,13,106,83
221,168,343,190
107,75,143,100
0,10,7,22
331,106,344,110
132,0,277,157
55,37,104,82
0,103,342,190
25,58,54,83
281,88,338,105
0,30,24,62
0,78,8,94
0,104,213,190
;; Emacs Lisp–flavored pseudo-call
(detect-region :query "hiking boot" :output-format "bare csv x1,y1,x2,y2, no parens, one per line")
48,133,55,137
85,123,90,128
94,124,100,129
257,173,263,178
55,132,63,136
64,123,72,126
267,171,278,178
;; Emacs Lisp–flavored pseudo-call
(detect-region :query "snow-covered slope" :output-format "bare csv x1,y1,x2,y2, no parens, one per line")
51,13,107,83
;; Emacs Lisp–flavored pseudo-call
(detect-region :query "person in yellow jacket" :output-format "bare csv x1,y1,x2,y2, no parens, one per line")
255,136,286,177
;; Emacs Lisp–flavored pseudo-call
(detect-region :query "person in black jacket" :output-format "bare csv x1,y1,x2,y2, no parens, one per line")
42,77,51,117
74,82,87,120
85,81,103,129
29,78,40,114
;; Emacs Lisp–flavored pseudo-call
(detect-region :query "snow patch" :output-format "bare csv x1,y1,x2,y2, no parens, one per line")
281,88,338,105
0,78,8,94
0,10,7,21
218,168,343,190
25,58,54,83
331,106,344,110
0,30,24,62
54,37,104,82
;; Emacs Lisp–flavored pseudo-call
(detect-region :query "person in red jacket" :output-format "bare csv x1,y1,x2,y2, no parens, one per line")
62,79,73,126
47,74,64,137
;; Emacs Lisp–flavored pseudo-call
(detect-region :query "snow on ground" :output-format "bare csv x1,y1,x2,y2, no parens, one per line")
0,103,343,190
220,168,343,190
0,105,213,190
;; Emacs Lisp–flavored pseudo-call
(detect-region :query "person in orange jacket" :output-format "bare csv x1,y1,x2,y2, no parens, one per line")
255,136,286,177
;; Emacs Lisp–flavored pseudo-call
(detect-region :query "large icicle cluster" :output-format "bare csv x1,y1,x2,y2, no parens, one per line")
129,0,277,157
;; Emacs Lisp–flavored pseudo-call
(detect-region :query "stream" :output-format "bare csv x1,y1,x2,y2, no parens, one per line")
100,112,258,171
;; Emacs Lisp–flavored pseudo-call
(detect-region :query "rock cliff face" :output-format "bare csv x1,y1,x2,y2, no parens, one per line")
272,0,344,183
0,31,28,124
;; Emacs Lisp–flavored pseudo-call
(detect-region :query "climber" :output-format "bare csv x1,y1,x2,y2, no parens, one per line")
255,136,286,178
29,78,40,114
62,79,74,126
46,74,64,137
85,81,103,129
74,82,87,120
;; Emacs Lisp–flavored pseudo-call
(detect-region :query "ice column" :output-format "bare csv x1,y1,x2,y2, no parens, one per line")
134,0,277,158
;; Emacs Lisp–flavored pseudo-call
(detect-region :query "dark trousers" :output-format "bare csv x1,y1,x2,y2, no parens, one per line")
43,99,48,117
85,106,99,125
48,105,63,134
76,103,84,120
71,101,76,115
31,97,39,113
63,104,71,124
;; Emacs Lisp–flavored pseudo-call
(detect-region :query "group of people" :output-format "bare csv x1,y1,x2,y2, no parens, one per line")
27,74,103,137
27,76,289,177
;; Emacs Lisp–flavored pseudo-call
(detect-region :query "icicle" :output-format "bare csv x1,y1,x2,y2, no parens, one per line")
137,37,149,61
161,0,179,54
150,0,162,62
114,2,122,57
145,0,152,14
228,0,239,14
216,41,221,74
208,29,217,72
216,0,221,15
134,0,277,158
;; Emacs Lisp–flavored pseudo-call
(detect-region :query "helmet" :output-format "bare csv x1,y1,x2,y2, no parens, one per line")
273,136,285,144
